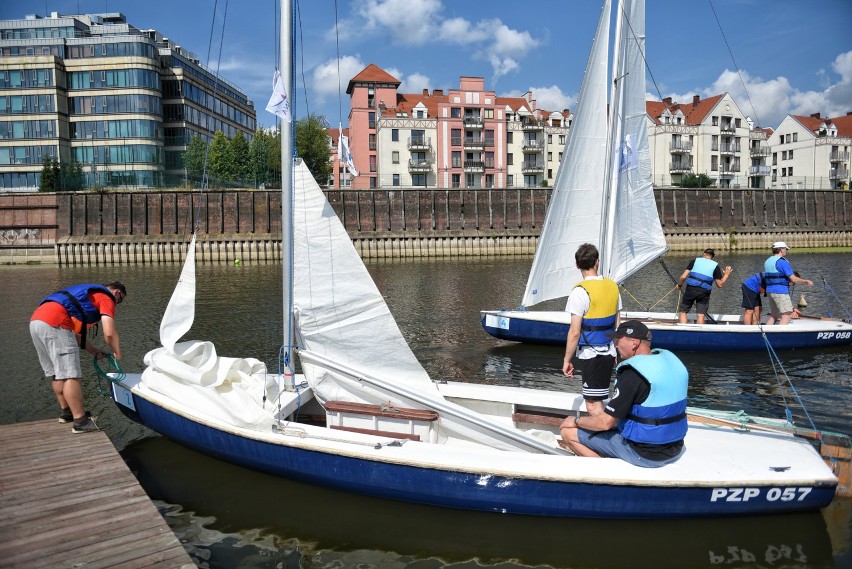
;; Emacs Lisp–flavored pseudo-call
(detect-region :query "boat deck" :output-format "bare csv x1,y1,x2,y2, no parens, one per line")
0,419,195,569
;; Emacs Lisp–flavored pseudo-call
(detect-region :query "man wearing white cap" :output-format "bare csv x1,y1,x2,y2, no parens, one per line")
764,241,813,325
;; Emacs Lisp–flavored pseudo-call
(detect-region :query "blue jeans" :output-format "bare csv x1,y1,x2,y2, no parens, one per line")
578,428,684,468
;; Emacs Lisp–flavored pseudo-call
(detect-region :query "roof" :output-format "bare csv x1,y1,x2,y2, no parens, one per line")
346,64,401,94
646,94,725,126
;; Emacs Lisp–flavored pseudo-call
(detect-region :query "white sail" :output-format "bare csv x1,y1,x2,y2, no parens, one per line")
521,0,612,307
602,0,667,283
291,162,440,404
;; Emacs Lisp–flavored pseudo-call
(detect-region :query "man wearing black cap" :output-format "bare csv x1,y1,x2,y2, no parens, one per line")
559,320,688,468
675,248,732,324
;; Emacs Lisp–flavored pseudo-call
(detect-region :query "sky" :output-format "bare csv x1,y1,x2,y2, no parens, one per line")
5,0,851,130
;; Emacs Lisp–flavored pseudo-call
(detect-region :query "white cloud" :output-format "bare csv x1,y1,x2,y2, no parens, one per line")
400,72,432,94
357,0,443,45
311,55,367,115
502,86,574,113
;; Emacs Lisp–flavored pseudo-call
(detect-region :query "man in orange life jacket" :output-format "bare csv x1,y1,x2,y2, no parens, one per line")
676,248,732,324
29,282,126,433
562,243,621,416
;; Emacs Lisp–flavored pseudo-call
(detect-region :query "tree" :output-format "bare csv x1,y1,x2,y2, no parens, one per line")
39,155,56,192
680,173,714,188
249,129,270,188
295,114,332,185
206,131,230,185
183,134,207,185
228,131,251,183
266,129,282,188
61,158,85,191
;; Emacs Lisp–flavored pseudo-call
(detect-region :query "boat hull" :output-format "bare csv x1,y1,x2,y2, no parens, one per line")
111,380,836,518
481,310,852,351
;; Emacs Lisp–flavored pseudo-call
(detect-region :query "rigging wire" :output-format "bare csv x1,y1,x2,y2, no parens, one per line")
707,0,762,129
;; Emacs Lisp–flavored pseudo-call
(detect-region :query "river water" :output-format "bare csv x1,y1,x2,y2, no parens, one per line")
1,251,851,569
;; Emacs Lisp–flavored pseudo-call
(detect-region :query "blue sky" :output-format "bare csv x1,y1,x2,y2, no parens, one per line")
7,0,851,130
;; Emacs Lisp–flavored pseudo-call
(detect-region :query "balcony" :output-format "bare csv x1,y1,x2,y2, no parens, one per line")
669,142,692,154
749,165,771,176
829,168,848,180
750,145,771,157
522,120,543,131
408,159,431,172
463,116,483,129
463,138,484,149
408,136,431,151
719,143,741,155
669,162,692,173
720,123,736,134
521,162,544,173
522,140,544,152
463,160,484,172
830,151,850,162
719,162,740,176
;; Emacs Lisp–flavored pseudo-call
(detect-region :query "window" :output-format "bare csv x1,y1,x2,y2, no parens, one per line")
368,112,375,128
369,155,376,172
735,118,741,128
391,129,399,141
507,153,513,165
452,151,461,168
370,176,376,188
712,116,719,126
507,175,514,187
484,108,493,119
507,131,513,144
452,174,460,188
785,134,791,143
558,135,566,144
711,155,718,171
788,167,793,177
547,152,552,162
451,107,461,118
548,169,553,178
548,134,552,143
485,174,494,188
392,151,399,164
412,174,426,186
451,128,461,146
392,174,399,186
793,133,798,142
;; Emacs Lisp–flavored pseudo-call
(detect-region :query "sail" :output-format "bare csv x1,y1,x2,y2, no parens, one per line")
521,0,612,307
291,161,441,404
601,0,667,283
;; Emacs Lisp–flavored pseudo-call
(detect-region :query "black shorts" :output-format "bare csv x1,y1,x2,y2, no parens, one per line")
579,354,615,401
741,283,762,310
679,286,711,314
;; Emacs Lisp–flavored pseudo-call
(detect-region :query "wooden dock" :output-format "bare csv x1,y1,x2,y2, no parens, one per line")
0,420,195,569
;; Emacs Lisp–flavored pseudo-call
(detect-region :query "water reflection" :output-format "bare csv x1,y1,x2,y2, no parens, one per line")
125,436,836,569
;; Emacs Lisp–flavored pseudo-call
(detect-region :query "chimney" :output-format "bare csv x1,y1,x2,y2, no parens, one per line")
811,112,821,119
432,89,443,96
422,88,429,96
663,97,672,106
692,95,700,108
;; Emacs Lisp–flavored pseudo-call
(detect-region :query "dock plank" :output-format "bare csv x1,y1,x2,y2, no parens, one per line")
0,419,195,569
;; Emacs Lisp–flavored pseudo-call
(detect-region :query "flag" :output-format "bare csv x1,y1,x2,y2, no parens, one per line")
265,69,291,122
338,128,359,177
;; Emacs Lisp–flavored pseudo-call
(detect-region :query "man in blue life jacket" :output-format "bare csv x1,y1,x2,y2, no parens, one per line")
675,248,732,324
559,320,688,468
30,282,126,433
562,243,621,416
741,272,766,325
764,241,813,325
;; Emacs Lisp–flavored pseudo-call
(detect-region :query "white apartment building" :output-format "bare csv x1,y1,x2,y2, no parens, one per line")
766,113,851,190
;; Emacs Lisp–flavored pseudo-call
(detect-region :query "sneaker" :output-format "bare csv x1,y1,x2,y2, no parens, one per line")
59,410,92,423
71,417,100,434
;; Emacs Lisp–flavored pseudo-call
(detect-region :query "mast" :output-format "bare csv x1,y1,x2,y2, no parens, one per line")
281,0,295,376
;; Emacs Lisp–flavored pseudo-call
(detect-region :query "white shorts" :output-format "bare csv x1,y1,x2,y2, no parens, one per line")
29,320,82,380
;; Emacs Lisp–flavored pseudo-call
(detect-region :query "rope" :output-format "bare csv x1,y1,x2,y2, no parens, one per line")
648,284,679,311
618,284,648,311
93,353,125,397
820,273,852,320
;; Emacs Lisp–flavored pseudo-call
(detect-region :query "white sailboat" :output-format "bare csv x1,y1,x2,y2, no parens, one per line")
108,0,842,517
480,2,852,352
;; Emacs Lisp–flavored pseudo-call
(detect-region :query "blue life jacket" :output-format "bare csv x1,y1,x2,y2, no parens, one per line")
616,349,688,445
40,283,114,326
685,257,718,291
763,256,790,293
743,272,765,293
574,279,619,347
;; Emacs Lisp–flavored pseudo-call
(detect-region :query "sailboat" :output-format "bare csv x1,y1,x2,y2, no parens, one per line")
479,6,852,353
108,0,843,517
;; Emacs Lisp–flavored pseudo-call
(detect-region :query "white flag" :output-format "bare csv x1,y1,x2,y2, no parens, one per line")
338,131,359,177
265,69,291,122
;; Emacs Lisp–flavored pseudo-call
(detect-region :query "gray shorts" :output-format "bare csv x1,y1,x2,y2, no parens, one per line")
768,292,794,314
29,320,82,380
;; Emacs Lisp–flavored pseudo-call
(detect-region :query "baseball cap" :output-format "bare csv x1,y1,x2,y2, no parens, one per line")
605,320,652,341
772,241,790,249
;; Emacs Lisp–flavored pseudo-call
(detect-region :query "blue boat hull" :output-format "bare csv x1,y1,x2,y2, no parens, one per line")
112,383,835,518
481,311,852,351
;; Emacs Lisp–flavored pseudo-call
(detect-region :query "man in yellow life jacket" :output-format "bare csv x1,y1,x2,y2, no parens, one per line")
562,243,621,416
676,248,732,324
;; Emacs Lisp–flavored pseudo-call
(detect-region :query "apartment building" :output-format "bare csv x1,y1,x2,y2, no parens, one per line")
340,64,569,189
0,11,255,191
766,113,851,190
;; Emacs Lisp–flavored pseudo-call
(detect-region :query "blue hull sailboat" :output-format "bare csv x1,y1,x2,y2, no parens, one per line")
108,0,841,518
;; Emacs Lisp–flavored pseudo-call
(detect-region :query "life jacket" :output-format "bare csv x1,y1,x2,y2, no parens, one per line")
574,278,619,347
40,284,114,347
763,256,790,293
616,349,688,445
685,257,718,291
